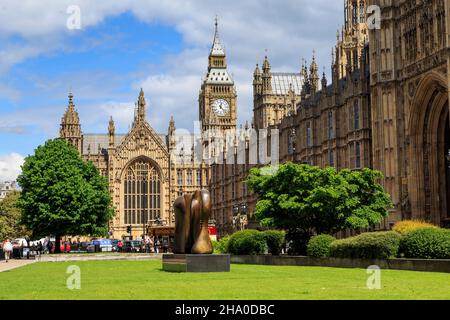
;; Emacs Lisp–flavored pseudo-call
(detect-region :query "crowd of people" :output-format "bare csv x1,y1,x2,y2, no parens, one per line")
1,235,172,261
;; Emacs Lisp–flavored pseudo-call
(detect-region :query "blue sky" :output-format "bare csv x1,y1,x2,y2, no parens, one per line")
0,0,342,180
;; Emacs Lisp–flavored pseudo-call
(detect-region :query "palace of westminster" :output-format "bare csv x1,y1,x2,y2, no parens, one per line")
59,0,450,238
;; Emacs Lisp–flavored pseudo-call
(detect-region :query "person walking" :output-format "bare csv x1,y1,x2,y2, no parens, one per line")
47,240,53,254
2,239,13,263
149,236,154,253
36,241,43,257
155,237,160,254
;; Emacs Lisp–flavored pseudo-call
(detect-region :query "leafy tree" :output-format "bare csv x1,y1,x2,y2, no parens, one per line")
0,191,31,240
17,139,114,253
247,162,393,254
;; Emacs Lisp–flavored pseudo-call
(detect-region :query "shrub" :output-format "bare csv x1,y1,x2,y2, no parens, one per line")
263,230,285,255
213,236,230,254
330,231,402,259
286,229,311,255
400,227,450,259
392,220,437,235
227,230,266,255
307,234,336,258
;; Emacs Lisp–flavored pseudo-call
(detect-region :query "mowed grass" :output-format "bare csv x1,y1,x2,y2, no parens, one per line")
0,260,449,300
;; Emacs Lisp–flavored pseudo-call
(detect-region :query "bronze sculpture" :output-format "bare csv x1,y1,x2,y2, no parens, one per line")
173,189,213,254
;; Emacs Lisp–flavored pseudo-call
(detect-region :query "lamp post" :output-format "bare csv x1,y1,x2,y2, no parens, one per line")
232,205,239,232
142,209,146,237
240,203,248,231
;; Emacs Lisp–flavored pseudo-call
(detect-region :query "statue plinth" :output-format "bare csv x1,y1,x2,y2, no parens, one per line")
162,254,230,273
162,189,230,272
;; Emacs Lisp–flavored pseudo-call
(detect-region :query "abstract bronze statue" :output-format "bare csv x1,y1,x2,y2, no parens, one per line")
173,189,213,254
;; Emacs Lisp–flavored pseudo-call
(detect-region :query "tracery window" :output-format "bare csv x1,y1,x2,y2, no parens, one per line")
354,100,360,130
196,169,202,186
288,129,296,155
187,170,193,186
123,159,161,226
306,122,312,147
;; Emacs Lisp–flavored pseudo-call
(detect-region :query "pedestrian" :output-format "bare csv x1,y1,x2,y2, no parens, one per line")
163,238,168,253
37,241,43,257
155,237,160,254
2,239,13,263
117,240,123,252
145,235,151,253
47,240,53,254
149,236,154,253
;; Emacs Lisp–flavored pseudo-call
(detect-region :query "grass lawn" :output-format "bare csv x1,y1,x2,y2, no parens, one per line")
0,260,449,300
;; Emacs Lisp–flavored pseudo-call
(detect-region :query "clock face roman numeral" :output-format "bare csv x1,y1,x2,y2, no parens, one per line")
212,99,230,116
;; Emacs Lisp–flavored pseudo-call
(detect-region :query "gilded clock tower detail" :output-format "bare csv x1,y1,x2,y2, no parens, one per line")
199,18,237,139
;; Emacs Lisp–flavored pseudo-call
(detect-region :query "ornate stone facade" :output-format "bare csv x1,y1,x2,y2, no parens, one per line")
211,0,450,235
367,0,450,227
59,1,450,238
59,21,234,239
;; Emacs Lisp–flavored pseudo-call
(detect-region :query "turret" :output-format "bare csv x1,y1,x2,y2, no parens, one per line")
253,63,262,96
137,88,146,123
168,116,176,152
60,90,82,153
262,55,272,94
108,116,115,148
309,51,319,94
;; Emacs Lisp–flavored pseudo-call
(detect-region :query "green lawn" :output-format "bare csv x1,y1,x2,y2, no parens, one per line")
0,260,449,300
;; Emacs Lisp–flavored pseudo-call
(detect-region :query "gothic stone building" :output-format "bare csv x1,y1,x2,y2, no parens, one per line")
211,0,450,236
59,0,450,238
59,21,237,239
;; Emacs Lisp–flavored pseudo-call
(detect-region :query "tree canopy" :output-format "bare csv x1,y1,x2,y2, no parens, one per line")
17,139,114,246
0,191,30,240
247,162,393,254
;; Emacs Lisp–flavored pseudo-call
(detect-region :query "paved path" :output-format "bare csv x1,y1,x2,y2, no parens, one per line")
0,259,36,273
38,253,163,262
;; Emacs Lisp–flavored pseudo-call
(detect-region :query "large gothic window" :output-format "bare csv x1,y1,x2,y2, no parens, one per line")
123,159,161,226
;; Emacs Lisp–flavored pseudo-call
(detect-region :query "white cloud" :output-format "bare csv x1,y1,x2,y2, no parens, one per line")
0,0,344,143
0,153,24,181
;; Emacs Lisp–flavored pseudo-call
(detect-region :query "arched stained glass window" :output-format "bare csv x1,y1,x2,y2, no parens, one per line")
123,159,161,226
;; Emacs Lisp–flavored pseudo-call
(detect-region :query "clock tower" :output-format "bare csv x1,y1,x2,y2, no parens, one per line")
199,18,237,138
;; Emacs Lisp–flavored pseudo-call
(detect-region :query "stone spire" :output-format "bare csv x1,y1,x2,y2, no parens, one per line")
108,116,115,148
137,88,146,123
168,116,176,151
301,59,310,97
211,16,225,57
253,63,262,96
309,51,319,94
321,67,328,91
262,55,272,93
208,16,227,70
60,90,82,153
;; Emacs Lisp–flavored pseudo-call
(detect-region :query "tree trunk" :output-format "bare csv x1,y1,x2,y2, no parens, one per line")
55,234,61,254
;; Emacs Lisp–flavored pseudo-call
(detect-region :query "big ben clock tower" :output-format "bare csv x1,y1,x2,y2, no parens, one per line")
199,18,237,139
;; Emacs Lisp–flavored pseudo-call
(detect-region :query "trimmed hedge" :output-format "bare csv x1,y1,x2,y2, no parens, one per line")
263,230,285,255
212,236,230,254
330,231,402,259
392,220,437,235
400,227,450,259
307,234,336,258
227,230,266,255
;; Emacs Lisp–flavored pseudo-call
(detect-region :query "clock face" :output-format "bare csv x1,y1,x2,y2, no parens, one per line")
212,99,230,116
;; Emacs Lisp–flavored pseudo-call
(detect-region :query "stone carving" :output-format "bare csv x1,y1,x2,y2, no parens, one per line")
173,189,213,254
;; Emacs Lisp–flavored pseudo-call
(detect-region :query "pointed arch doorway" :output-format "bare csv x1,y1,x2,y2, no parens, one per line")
409,72,450,227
